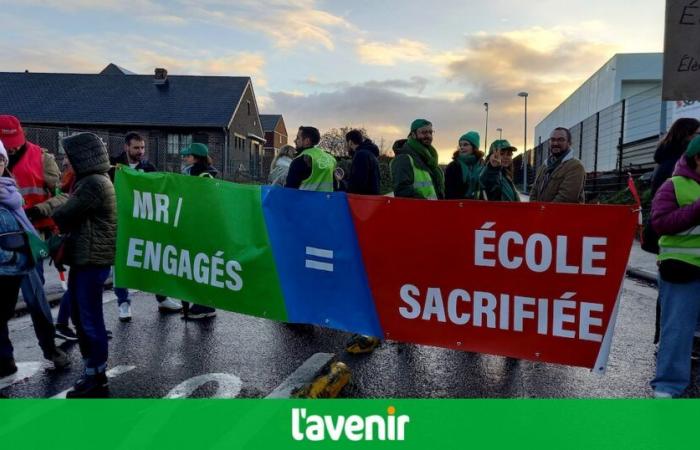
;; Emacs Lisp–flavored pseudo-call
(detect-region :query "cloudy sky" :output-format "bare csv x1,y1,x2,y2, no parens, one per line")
0,0,664,161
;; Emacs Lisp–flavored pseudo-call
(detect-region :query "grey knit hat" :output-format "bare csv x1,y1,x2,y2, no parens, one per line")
61,132,110,176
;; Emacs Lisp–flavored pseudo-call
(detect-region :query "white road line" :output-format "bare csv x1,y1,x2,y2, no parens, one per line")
305,260,334,272
0,362,42,390
50,365,136,399
266,352,335,399
305,246,333,259
165,373,242,399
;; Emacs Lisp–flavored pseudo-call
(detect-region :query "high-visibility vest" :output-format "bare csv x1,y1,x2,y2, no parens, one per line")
658,176,700,267
11,142,55,230
407,155,438,200
298,147,336,192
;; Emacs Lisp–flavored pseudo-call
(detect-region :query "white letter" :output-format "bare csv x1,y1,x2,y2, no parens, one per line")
582,237,607,276
474,223,497,267
364,416,385,441
513,296,536,332
305,415,324,441
324,416,345,441
553,293,577,339
473,291,497,328
292,408,304,441
579,302,604,342
162,245,178,275
178,250,193,280
555,236,579,274
499,293,510,330
225,260,243,291
143,241,161,271
344,416,363,442
193,253,210,284
126,238,144,268
525,233,552,273
132,191,153,220
447,289,470,325
397,415,410,441
422,288,446,322
154,194,170,223
399,284,421,319
498,231,523,269
537,298,549,335
210,251,225,288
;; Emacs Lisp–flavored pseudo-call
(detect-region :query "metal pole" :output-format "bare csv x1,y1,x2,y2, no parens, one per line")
523,95,528,192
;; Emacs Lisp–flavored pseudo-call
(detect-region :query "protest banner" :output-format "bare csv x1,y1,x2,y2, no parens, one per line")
115,168,637,371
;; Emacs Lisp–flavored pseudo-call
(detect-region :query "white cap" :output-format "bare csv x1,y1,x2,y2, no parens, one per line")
0,139,7,162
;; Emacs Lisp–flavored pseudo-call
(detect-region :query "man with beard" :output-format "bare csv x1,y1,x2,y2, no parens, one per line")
285,126,337,191
530,127,586,203
391,119,445,200
110,132,183,320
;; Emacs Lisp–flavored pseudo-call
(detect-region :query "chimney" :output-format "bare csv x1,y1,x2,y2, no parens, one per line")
154,68,168,86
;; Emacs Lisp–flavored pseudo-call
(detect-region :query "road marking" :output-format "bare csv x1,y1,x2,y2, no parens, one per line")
266,352,335,399
165,373,242,399
305,246,335,272
50,365,136,398
0,362,42,390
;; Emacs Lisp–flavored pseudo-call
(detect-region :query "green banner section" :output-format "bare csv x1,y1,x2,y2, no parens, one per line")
0,399,697,449
114,168,287,321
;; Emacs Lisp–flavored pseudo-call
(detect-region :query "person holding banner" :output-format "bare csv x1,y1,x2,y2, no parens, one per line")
391,119,445,200
179,143,218,320
52,132,116,398
530,127,585,203
110,132,183,321
650,135,700,398
285,126,337,192
479,139,520,202
445,131,484,200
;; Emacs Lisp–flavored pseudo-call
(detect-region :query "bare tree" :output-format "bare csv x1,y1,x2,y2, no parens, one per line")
319,126,368,157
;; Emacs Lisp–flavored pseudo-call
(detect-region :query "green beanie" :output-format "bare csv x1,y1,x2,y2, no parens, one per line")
410,119,432,132
180,142,209,157
489,139,517,153
459,131,480,149
686,135,700,157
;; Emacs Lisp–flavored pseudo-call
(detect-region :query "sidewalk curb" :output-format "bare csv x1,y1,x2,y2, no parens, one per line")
626,267,657,285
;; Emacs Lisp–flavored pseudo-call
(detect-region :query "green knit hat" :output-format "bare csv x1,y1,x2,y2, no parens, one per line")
686,135,700,157
489,139,517,153
459,131,480,149
410,119,432,132
180,142,209,157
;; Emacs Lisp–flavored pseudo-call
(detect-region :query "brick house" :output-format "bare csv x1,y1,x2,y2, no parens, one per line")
0,63,269,181
259,114,288,179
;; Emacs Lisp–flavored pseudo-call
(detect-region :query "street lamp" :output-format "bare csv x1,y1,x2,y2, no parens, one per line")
496,127,503,139
483,102,489,150
517,92,528,192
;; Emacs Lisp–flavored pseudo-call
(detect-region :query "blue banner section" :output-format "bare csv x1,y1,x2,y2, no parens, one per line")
261,187,382,337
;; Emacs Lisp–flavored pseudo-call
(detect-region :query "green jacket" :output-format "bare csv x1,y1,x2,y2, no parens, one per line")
52,139,116,267
479,164,520,202
391,139,445,199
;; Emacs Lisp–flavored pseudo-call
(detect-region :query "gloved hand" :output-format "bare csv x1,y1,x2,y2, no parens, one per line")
25,206,42,221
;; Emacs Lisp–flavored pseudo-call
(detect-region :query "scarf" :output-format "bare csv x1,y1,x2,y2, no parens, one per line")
406,138,445,198
0,177,39,236
456,154,481,198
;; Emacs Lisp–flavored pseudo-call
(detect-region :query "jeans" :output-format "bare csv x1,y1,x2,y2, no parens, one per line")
56,290,71,326
20,267,57,359
115,287,167,305
68,266,110,375
651,277,700,396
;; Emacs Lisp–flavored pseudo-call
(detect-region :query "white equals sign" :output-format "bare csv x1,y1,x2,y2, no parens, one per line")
305,246,334,272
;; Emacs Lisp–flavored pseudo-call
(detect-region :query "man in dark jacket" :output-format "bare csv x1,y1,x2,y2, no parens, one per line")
53,132,116,398
345,129,380,195
109,133,182,319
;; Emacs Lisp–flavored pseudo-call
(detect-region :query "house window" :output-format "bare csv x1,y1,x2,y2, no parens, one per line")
167,134,192,155
279,134,282,145
233,135,246,152
247,101,251,116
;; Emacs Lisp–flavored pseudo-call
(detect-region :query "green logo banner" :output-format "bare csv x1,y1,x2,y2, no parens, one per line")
0,399,697,449
114,168,287,321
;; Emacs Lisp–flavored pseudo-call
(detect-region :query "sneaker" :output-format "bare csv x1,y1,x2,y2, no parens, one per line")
66,373,109,398
55,324,79,342
48,348,71,370
653,390,673,399
0,358,18,378
346,334,381,354
184,304,217,320
118,302,132,322
158,298,183,313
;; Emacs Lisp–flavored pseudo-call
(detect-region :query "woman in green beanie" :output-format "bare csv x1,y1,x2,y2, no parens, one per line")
479,139,520,202
445,131,485,200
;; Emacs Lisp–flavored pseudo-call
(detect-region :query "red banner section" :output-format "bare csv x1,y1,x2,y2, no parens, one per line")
348,196,637,370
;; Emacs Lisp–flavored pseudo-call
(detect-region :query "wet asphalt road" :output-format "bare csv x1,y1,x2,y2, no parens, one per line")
2,277,699,398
